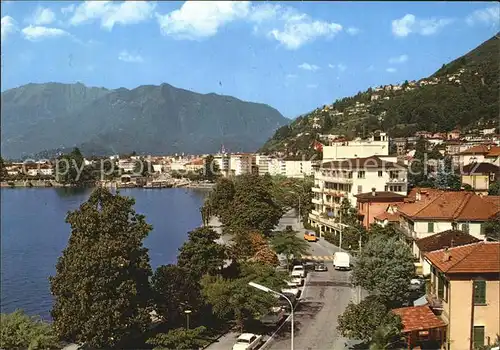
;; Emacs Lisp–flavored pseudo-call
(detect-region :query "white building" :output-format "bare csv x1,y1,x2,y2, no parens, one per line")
322,132,389,160
309,156,408,233
256,155,313,178
229,153,254,176
213,153,230,177
117,159,136,173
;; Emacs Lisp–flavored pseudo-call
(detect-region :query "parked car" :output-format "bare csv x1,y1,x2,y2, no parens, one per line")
302,261,316,271
333,252,351,270
314,262,328,272
292,265,306,278
290,275,304,286
232,333,263,350
281,287,300,298
260,306,286,327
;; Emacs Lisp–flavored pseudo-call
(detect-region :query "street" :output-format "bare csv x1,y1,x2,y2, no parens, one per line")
205,210,367,350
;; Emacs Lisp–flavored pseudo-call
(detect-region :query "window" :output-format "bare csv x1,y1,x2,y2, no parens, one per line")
384,185,388,191
462,223,470,234
473,326,485,348
357,185,363,194
437,274,444,299
473,280,486,305
357,171,365,179
428,222,434,233
390,171,399,179
378,171,383,177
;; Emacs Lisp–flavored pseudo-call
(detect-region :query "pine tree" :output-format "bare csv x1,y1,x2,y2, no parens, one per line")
435,156,461,190
50,187,153,348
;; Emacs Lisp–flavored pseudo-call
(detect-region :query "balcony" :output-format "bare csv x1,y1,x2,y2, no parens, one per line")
386,177,407,184
312,198,323,205
324,189,346,197
312,186,323,193
311,210,320,217
315,173,353,184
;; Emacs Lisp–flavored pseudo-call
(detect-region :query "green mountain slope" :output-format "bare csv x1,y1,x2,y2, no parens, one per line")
1,83,288,158
261,34,499,157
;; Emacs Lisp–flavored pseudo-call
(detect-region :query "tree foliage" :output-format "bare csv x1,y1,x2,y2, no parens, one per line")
435,156,461,190
49,187,153,348
352,235,414,307
201,262,286,331
56,148,94,185
489,181,500,195
151,265,203,325
0,310,60,350
203,155,220,181
177,227,226,280
337,296,403,345
271,176,314,224
205,174,282,234
0,157,7,181
146,326,210,350
270,230,309,269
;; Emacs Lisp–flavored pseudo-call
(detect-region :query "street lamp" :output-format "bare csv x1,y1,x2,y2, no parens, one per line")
184,310,192,330
248,282,294,350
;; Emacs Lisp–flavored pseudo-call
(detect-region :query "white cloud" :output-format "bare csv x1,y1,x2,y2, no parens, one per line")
21,25,69,41
30,7,56,25
466,5,500,27
1,16,18,41
386,67,397,73
118,50,144,63
266,11,342,50
346,27,360,35
61,4,76,16
388,54,408,64
337,63,347,72
328,63,335,69
70,1,156,30
392,14,453,37
306,84,318,89
157,1,250,39
298,63,319,71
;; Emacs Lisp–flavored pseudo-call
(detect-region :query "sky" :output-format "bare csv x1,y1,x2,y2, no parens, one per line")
1,1,499,118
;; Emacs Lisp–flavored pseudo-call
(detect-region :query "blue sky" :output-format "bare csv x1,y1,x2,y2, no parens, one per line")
1,1,499,118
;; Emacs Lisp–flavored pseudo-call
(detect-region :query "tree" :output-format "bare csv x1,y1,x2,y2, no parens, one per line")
49,188,153,348
55,148,94,185
271,230,309,269
489,181,500,195
133,158,151,177
203,155,220,181
206,174,282,234
0,157,7,180
151,265,203,325
146,327,210,350
352,235,414,307
435,156,460,190
177,227,226,279
369,318,405,350
0,310,60,350
201,263,285,331
483,215,500,242
337,296,402,345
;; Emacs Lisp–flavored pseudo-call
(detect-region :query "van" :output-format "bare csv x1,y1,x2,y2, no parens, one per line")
304,230,318,242
333,252,350,270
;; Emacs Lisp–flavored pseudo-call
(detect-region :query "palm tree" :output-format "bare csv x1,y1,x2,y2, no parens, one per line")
270,230,309,269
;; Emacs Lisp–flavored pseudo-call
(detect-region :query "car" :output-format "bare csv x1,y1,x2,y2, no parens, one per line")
232,333,263,350
290,275,304,286
281,287,300,298
410,278,425,291
260,306,286,327
303,261,316,271
304,230,318,242
291,265,306,278
314,262,328,272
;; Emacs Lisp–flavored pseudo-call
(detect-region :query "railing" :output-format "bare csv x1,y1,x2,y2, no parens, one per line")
312,186,323,193
324,188,347,197
312,198,323,205
387,178,407,183
315,173,353,183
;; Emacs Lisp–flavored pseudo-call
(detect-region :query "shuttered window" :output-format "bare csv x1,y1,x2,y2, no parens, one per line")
473,280,486,305
473,326,485,348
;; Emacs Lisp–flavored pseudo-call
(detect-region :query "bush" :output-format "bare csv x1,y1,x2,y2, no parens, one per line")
0,310,60,350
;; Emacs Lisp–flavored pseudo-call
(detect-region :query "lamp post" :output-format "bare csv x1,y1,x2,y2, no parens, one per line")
184,309,192,330
248,282,294,350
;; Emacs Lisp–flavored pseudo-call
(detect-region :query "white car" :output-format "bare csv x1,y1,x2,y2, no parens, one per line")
290,275,304,286
232,333,263,350
281,287,300,298
291,265,305,278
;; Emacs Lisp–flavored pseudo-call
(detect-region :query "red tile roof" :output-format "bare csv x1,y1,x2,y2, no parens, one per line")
374,212,400,222
461,162,500,175
415,230,481,253
392,305,447,333
398,191,500,221
355,191,406,202
483,196,500,207
459,144,497,155
424,242,500,274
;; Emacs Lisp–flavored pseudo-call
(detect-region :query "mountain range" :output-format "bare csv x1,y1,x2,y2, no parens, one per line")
1,82,288,159
260,34,499,157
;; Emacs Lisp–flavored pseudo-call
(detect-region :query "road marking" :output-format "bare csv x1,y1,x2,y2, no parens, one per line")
301,255,334,261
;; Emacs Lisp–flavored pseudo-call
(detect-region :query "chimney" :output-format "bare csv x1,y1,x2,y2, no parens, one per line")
442,247,451,262
416,191,421,202
372,188,376,196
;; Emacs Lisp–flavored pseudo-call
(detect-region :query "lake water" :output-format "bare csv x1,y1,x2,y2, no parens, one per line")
0,187,208,320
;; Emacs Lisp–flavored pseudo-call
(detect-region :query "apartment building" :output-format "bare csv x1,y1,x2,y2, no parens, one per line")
229,153,254,176
424,242,500,349
256,155,314,178
322,132,389,160
398,191,500,257
355,190,407,228
309,156,407,233
213,153,230,177
457,144,500,165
